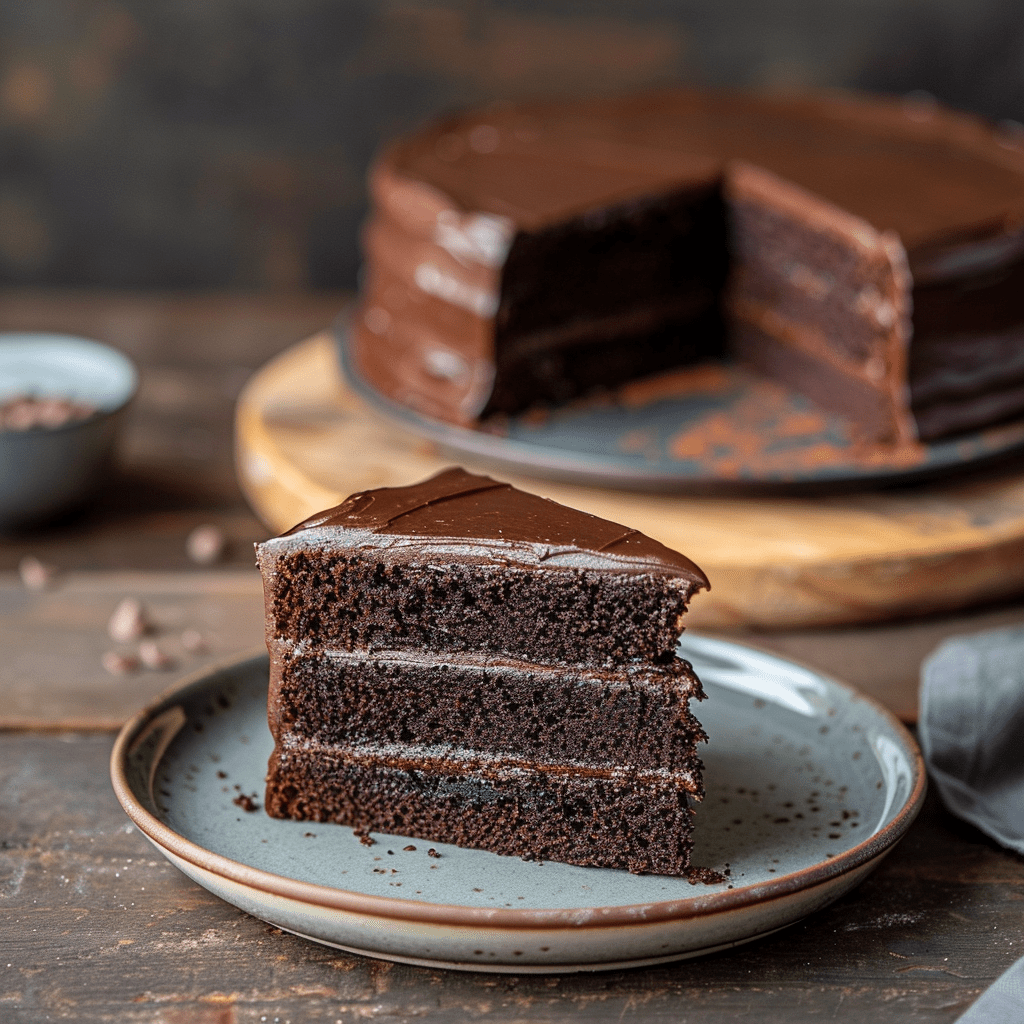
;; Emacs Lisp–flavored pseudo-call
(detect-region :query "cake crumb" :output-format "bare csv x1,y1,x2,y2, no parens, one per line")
139,639,174,670
232,793,259,812
18,555,57,591
403,845,416,852
108,598,150,642
354,829,376,847
101,650,139,675
181,628,208,653
686,865,727,885
186,524,227,565
427,848,441,859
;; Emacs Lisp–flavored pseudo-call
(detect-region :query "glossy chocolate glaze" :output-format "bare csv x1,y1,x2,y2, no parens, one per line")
379,90,1024,264
354,88,1024,442
279,467,709,586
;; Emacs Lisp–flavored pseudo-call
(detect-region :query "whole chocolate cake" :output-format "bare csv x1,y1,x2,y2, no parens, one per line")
257,467,710,875
353,89,1024,443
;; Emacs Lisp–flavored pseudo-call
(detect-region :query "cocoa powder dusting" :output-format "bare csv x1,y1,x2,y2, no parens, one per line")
665,378,927,476
511,362,934,479
618,362,734,408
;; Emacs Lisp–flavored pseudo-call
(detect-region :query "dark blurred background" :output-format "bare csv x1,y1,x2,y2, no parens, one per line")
1,0,1022,293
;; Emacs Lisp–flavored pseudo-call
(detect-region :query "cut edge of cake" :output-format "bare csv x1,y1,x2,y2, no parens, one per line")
258,468,711,877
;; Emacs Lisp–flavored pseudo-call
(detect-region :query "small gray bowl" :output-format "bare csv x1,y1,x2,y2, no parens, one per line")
0,333,138,529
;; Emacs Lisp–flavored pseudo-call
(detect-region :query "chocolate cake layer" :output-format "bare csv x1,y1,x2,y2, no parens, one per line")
909,255,1024,438
353,88,1024,442
265,743,698,876
726,162,913,442
268,647,706,771
258,468,707,669
262,552,698,669
259,468,710,876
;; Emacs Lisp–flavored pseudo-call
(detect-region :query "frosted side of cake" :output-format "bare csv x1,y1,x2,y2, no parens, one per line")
353,89,1024,443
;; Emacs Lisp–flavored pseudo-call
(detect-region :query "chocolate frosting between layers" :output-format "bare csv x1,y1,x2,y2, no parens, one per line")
282,468,709,586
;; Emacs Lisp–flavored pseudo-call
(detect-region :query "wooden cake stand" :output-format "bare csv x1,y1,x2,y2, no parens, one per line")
236,333,1024,631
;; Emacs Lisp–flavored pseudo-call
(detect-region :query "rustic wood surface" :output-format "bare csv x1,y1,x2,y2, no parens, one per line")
3,291,1024,1021
236,333,1024,630
4,731,1024,1022
0,571,264,729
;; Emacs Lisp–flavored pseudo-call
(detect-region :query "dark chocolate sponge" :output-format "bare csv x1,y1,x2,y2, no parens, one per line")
258,467,710,876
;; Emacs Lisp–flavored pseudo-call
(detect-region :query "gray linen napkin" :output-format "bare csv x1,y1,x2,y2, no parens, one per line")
920,625,1024,1023
954,958,1024,1024
920,625,1024,854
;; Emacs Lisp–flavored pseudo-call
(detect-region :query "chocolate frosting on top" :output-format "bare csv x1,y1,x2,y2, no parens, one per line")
282,468,709,586
379,89,1024,276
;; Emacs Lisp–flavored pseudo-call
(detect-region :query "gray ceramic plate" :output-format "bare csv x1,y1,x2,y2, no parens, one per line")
111,636,925,973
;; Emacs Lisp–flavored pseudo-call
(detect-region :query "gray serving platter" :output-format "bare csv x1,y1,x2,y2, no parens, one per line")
338,326,1024,491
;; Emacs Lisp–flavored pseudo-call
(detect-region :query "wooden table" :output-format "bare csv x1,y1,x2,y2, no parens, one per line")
2,291,1023,1022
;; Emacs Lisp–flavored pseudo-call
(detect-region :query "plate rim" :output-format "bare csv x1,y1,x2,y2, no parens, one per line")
110,639,926,933
335,321,1024,490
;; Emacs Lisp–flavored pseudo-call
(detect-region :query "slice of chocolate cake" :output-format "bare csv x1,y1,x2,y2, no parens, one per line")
257,467,710,876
